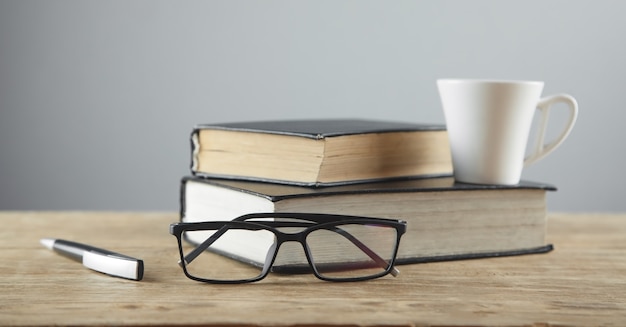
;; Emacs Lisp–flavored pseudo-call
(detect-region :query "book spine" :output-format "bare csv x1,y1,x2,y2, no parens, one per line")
190,129,200,173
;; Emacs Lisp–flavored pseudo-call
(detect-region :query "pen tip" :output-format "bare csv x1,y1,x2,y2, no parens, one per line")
40,238,55,250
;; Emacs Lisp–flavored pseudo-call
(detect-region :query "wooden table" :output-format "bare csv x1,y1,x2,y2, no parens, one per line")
1,212,625,326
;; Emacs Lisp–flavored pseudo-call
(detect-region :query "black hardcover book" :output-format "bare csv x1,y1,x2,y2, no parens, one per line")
190,119,453,186
180,176,555,270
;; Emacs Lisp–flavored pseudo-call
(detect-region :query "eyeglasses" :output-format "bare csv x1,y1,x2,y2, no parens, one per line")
169,212,407,283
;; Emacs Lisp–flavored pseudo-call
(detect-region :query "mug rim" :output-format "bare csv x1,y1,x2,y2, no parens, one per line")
437,78,544,86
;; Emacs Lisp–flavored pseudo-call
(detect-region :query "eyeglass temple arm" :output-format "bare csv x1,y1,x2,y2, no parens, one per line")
181,223,399,277
179,227,228,267
330,226,400,277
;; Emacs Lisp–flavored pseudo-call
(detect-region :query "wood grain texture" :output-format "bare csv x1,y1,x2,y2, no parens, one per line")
1,211,625,326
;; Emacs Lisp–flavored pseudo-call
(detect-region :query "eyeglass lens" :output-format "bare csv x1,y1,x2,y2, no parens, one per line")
306,223,397,279
182,228,275,282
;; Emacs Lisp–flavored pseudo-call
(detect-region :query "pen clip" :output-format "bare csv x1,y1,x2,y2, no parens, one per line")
82,251,144,281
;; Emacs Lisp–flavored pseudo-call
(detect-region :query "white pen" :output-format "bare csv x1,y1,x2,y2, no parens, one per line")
40,238,144,281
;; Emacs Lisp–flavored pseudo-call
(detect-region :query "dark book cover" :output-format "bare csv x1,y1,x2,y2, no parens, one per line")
192,119,446,140
181,175,556,205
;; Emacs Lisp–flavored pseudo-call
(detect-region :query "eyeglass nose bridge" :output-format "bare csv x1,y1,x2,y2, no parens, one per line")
266,231,313,271
270,230,311,264
274,229,307,243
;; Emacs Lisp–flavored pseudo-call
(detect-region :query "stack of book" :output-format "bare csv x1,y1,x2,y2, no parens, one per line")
179,119,554,268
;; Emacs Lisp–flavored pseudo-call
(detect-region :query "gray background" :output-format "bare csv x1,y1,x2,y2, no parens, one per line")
1,1,623,212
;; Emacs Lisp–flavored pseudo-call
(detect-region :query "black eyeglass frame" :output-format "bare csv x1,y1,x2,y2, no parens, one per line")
170,212,407,284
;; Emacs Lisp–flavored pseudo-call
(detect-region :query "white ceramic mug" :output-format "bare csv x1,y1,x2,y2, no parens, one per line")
437,79,578,185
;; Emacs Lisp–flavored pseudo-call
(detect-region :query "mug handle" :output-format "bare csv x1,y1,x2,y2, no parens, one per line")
524,94,578,167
